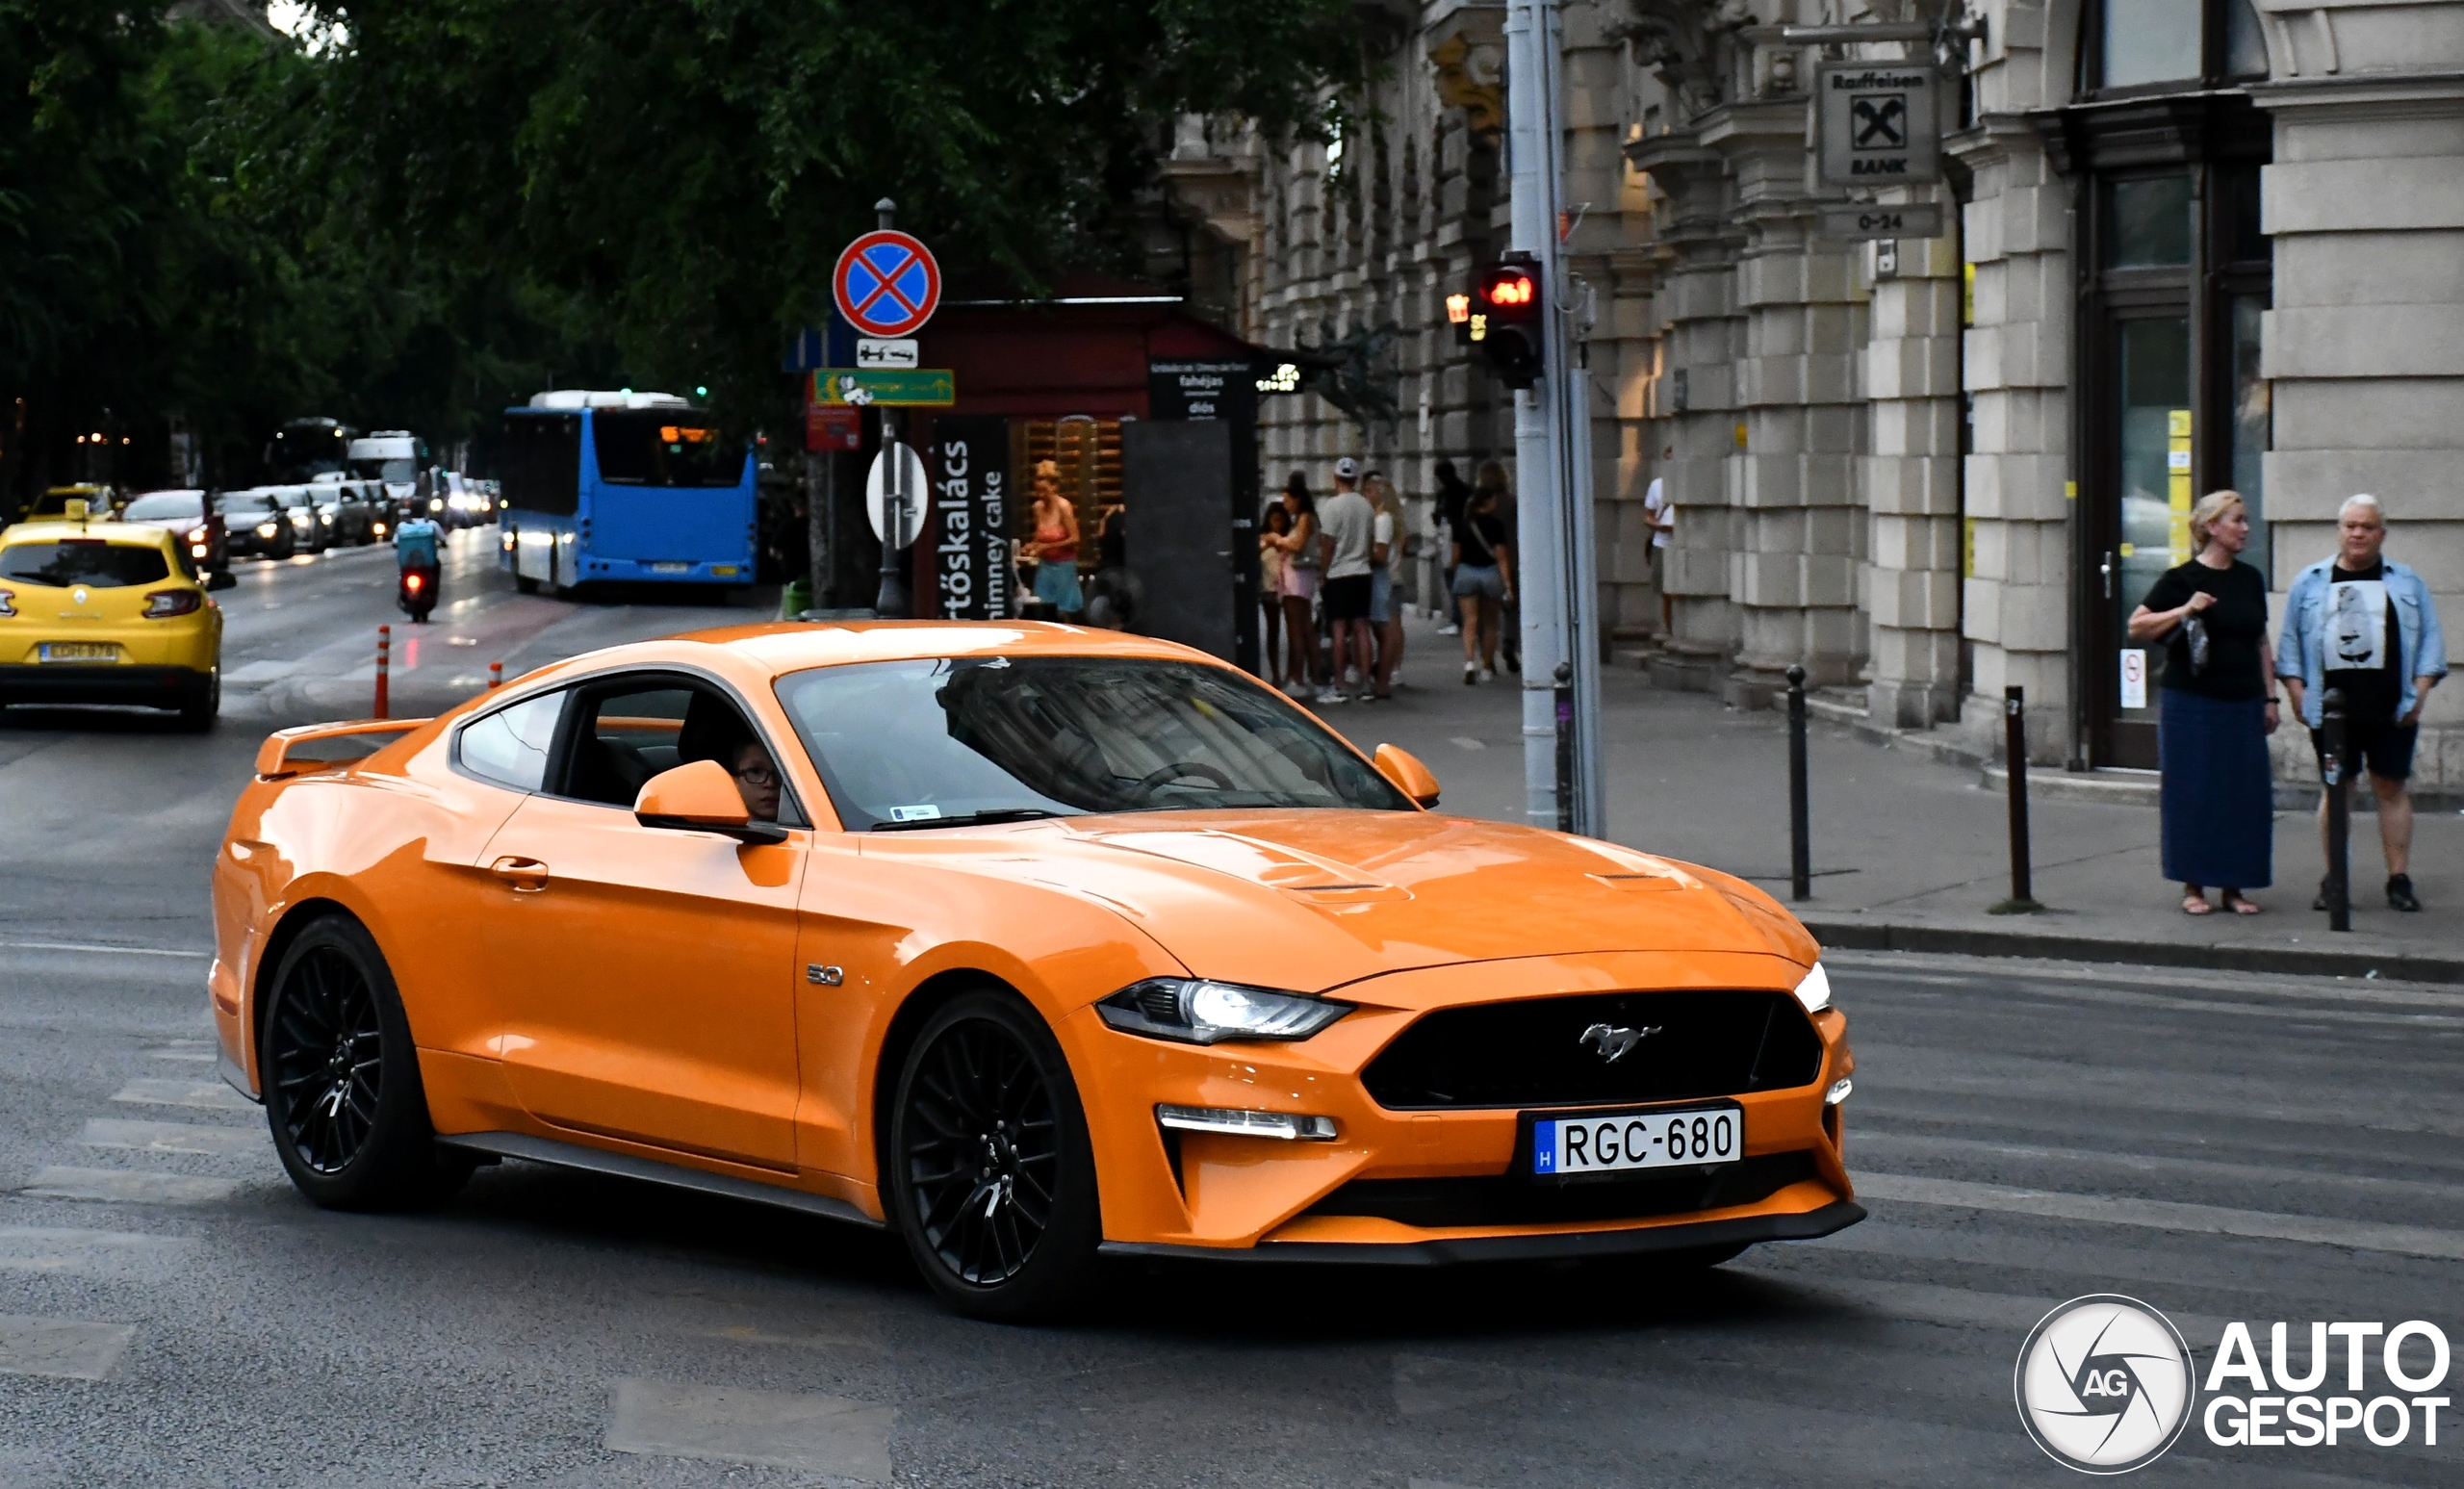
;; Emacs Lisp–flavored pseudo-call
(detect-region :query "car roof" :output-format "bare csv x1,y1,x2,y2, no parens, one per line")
2,520,177,549
518,620,1225,688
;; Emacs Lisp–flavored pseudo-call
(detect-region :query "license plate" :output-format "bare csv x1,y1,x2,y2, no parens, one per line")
38,642,117,662
1530,1102,1741,1177
648,561,691,575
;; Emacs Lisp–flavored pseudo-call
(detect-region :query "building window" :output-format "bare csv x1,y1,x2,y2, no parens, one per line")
2092,0,2271,91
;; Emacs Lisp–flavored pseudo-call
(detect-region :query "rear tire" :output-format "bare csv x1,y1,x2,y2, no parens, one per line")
260,914,472,1211
887,989,1102,1321
175,668,218,732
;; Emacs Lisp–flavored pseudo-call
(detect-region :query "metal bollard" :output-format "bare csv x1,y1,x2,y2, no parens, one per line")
373,625,390,721
2323,686,2350,932
1786,664,1810,903
487,661,502,691
1553,661,1575,834
1990,685,2044,913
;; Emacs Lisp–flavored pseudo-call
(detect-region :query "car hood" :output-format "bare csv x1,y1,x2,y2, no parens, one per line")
894,809,1815,995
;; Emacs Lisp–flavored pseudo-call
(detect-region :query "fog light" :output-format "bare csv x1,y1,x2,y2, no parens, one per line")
1155,1105,1337,1142
1826,1077,1853,1105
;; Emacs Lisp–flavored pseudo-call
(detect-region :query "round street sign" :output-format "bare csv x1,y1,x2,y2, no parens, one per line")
865,441,930,549
834,230,941,339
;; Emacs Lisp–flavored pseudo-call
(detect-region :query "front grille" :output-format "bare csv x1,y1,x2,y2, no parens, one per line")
1360,989,1823,1110
1300,1150,1818,1229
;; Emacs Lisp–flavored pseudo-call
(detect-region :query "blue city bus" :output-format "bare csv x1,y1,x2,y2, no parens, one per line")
495,392,756,593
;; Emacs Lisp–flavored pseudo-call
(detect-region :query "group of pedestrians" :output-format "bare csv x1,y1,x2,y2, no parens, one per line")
1432,459,1522,683
1261,458,1405,703
2137,491,2446,915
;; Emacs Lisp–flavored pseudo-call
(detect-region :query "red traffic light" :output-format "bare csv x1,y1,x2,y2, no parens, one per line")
1477,266,1539,318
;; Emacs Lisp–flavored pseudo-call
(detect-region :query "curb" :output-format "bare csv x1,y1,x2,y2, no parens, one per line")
1803,918,2464,986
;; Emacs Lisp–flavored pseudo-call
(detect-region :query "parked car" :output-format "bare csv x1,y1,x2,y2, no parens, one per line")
217,489,298,560
118,489,232,583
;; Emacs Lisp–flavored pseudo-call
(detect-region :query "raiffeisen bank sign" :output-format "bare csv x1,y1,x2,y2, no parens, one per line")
2015,1296,2451,1473
1816,63,1939,187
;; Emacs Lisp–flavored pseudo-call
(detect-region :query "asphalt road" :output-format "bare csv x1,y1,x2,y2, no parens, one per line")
2,549,2460,1486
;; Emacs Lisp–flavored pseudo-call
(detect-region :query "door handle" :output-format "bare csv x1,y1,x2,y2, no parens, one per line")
2101,551,2115,601
490,856,550,892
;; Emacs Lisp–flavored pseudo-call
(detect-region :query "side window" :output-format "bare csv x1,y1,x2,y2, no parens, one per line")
563,684,696,807
557,677,800,825
456,690,564,791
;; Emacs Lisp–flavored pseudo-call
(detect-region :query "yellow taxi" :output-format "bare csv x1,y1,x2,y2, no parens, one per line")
0,501,222,729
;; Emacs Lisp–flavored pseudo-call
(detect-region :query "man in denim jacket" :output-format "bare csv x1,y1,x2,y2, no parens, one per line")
2277,494,2448,911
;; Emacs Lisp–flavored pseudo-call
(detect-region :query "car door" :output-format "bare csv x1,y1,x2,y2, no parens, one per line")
476,672,808,1170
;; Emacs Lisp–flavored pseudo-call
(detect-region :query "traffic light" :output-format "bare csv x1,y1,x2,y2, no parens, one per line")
1469,256,1544,389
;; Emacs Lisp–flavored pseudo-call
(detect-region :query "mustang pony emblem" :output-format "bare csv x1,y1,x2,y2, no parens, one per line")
1578,1021,1661,1064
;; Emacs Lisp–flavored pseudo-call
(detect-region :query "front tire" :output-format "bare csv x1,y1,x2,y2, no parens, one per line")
261,915,472,1211
887,990,1101,1321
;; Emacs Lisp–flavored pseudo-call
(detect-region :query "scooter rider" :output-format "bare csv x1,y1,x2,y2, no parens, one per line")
394,510,443,621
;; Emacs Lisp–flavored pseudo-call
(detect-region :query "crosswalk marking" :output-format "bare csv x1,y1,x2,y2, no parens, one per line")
110,1079,254,1112
20,1167,240,1206
0,1314,135,1381
0,1226,191,1278
78,1118,262,1158
1850,1128,2464,1201
604,1378,895,1480
1855,1171,2464,1262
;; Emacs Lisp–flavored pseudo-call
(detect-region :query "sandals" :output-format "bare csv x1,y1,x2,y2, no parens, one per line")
2182,893,2213,916
2184,888,2262,916
2220,892,2262,915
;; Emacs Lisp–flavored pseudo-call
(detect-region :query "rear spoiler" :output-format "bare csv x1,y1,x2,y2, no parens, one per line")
255,719,432,780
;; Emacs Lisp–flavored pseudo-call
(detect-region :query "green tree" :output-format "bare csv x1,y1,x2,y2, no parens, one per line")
299,0,1361,414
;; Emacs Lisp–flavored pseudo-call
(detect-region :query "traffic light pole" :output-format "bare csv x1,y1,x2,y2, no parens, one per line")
1503,0,1604,836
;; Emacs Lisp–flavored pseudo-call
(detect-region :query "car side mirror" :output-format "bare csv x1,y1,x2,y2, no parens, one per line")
634,759,786,845
1373,744,1441,809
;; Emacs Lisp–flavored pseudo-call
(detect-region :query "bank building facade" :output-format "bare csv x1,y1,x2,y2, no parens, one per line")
1156,0,2461,789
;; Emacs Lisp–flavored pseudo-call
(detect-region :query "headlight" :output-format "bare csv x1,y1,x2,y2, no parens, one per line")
255,523,279,537
1793,962,1832,1014
190,542,209,557
291,512,311,526
1096,978,1350,1045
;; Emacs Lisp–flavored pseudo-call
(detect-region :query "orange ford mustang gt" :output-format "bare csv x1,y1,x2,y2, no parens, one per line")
210,622,1860,1317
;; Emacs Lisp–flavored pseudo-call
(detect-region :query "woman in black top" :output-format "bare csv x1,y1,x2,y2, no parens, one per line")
2128,490,2278,913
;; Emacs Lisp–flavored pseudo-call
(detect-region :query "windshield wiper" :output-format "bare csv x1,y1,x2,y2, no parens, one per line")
869,808,1065,832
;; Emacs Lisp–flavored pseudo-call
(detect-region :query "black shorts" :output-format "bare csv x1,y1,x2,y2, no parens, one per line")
2312,717,2418,783
1322,574,1373,622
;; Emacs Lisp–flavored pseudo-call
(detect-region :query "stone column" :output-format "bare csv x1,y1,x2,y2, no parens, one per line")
1629,134,1746,689
2253,60,2464,785
1705,98,1870,700
1949,116,2073,758
1862,197,1966,728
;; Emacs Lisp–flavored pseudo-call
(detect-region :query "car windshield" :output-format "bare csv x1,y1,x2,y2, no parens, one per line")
217,493,284,516
0,540,171,588
776,655,1411,830
120,493,203,520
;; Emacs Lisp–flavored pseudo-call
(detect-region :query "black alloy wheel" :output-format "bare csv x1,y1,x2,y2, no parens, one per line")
889,990,1101,1320
269,944,382,1172
261,915,472,1210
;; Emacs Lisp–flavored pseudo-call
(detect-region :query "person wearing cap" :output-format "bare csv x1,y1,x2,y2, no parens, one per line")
1315,457,1375,704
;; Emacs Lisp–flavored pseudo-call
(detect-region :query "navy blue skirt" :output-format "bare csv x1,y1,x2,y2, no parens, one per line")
2158,688,2273,889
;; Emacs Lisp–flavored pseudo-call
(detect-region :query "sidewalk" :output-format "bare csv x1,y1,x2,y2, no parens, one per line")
1324,612,2464,982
